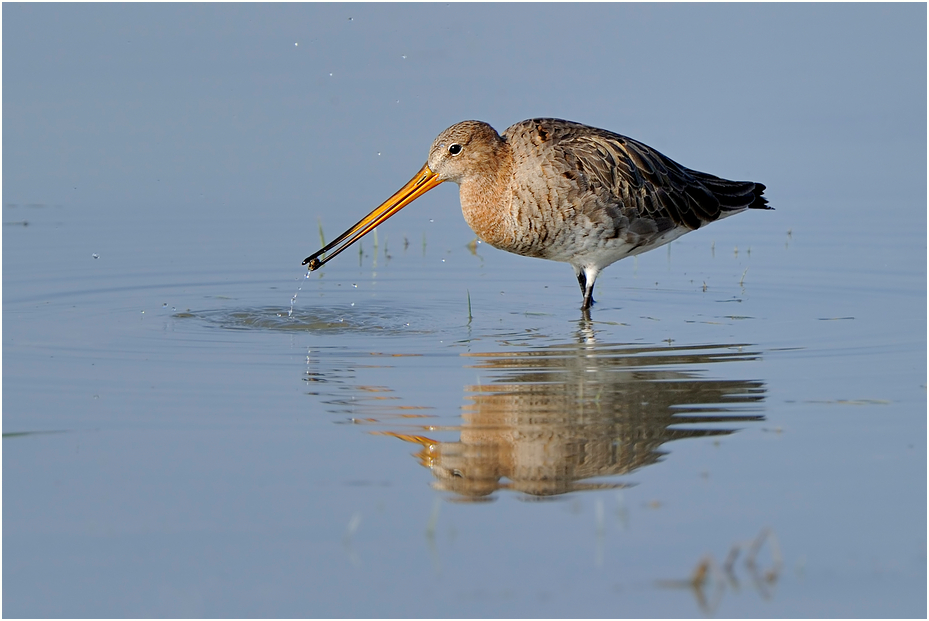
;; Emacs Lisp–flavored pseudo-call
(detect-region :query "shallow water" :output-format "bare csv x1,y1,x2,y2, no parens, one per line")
4,198,925,617
4,4,926,618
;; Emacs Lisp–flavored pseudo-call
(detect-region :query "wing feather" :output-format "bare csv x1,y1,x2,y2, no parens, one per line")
524,118,767,234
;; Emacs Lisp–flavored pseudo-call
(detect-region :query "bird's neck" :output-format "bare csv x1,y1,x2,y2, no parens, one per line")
459,143,515,249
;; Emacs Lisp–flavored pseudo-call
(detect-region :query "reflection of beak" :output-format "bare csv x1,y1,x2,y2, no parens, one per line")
373,431,439,468
303,163,442,270
373,431,438,447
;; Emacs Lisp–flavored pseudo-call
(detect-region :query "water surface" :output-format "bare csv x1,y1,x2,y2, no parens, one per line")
3,4,926,618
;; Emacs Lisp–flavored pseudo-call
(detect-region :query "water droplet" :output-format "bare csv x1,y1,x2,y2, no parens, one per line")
92,253,99,259
294,42,298,46
401,55,407,59
352,283,358,288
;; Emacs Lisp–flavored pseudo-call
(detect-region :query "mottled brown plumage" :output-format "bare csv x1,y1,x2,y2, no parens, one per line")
304,118,770,310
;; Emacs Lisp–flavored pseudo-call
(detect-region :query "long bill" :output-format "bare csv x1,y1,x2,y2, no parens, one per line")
303,163,442,271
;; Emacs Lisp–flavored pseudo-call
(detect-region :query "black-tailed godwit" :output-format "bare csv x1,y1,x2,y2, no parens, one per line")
303,118,769,310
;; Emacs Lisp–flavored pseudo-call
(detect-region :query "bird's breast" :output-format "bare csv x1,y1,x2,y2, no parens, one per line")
459,179,583,261
458,177,520,251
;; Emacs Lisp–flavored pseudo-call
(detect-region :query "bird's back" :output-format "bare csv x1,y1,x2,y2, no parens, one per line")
501,119,768,261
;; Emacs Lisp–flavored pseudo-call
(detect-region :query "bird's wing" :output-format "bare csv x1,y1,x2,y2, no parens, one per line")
544,120,765,231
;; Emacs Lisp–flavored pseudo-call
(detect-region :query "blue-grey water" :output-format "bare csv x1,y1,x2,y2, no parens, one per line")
3,4,926,618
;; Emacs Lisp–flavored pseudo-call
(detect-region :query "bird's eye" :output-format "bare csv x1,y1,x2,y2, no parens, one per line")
448,144,462,156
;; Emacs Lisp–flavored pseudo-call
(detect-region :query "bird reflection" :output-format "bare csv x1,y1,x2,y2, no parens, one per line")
381,339,765,500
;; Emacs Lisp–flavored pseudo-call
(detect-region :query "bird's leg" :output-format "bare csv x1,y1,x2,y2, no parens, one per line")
581,284,596,310
575,266,597,310
575,268,588,296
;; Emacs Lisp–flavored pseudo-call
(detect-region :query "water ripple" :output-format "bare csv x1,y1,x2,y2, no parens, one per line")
175,305,432,335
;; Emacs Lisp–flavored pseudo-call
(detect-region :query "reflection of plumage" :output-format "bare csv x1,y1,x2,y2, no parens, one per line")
383,342,766,500
305,118,770,309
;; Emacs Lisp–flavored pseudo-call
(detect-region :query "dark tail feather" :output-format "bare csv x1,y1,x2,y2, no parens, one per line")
747,183,770,210
692,172,771,212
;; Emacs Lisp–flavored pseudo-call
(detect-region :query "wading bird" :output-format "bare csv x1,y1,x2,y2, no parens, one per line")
303,118,769,310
